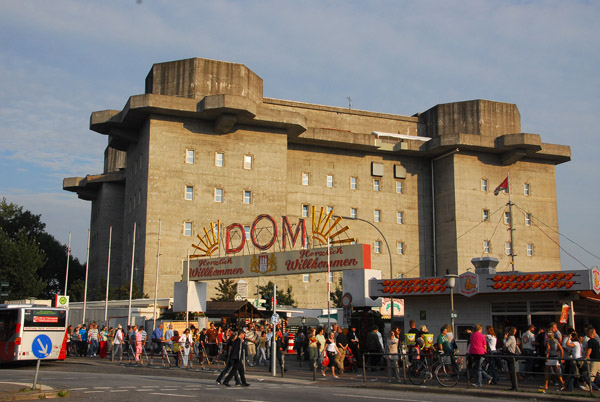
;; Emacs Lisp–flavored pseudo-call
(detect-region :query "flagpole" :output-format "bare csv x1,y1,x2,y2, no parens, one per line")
152,220,161,333
64,232,71,296
507,173,516,271
127,222,136,327
104,226,112,324
82,229,90,325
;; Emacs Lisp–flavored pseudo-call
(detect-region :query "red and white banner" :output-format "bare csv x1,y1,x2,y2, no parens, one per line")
185,244,371,281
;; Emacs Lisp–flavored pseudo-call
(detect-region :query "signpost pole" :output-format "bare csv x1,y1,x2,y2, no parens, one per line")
127,222,136,327
272,283,277,376
64,232,71,296
104,226,112,325
32,359,41,389
82,229,90,325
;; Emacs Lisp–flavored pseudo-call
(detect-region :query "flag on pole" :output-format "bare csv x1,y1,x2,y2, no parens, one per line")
493,177,509,196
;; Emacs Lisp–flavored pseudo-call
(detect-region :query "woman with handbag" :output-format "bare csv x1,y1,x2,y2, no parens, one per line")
179,328,192,368
322,331,340,378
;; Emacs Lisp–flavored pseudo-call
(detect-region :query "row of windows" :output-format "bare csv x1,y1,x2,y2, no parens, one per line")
482,209,533,226
185,150,253,170
184,186,253,204
483,240,534,256
302,172,404,193
481,179,531,196
300,204,405,224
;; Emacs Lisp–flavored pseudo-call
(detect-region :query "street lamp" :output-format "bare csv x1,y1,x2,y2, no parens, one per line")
444,274,459,338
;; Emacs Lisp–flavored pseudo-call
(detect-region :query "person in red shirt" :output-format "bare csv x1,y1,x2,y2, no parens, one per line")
467,324,493,387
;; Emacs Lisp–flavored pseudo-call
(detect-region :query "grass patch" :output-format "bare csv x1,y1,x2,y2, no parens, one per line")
58,390,70,397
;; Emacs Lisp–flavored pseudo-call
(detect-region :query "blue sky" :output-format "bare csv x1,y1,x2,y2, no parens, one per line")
0,0,598,269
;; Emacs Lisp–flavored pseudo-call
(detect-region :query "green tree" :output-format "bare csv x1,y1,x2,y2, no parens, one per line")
0,230,46,299
258,281,296,307
212,279,236,301
0,198,85,299
331,277,343,307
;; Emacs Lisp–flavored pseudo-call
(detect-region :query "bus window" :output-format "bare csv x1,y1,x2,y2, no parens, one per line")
0,310,18,341
23,309,66,330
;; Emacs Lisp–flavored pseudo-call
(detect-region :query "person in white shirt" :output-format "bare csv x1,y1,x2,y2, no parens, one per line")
521,324,536,379
112,324,124,362
565,331,582,391
485,326,499,385
179,328,192,367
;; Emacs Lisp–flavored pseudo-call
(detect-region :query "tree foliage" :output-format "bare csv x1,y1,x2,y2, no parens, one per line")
0,198,85,300
258,280,296,307
212,279,237,301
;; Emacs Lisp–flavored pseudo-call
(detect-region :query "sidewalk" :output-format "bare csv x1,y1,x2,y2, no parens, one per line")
0,382,66,401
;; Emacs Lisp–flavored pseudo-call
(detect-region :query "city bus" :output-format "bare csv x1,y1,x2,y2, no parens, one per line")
0,304,68,363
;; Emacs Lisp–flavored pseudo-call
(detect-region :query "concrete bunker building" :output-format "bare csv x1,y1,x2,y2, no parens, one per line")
63,57,571,308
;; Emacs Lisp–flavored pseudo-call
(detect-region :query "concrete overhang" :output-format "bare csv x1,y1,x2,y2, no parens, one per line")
421,132,571,165
63,171,125,201
90,93,306,149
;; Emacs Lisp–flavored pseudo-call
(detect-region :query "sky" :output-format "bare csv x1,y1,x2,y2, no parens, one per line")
0,0,598,270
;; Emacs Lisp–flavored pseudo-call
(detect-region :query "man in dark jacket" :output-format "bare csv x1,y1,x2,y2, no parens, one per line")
222,331,250,387
367,325,384,370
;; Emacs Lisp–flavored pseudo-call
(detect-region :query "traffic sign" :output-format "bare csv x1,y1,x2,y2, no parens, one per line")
32,334,52,359
271,313,280,325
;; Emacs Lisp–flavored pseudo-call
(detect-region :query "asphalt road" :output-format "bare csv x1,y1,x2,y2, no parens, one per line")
0,368,523,402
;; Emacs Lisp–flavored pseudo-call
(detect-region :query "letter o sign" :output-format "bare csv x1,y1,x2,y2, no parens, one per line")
251,214,277,251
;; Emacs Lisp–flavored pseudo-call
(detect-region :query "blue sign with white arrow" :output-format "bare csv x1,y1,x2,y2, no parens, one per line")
32,334,52,359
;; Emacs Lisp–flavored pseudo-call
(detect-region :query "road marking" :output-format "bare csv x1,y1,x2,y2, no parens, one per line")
84,391,104,394
142,385,159,388
94,387,111,389
151,393,196,398
334,394,423,402
110,390,129,393
70,387,88,391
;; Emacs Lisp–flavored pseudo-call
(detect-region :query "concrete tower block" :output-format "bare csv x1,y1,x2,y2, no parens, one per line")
145,57,264,102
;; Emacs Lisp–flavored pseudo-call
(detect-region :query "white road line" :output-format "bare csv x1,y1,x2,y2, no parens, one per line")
69,387,89,391
142,385,159,388
118,386,136,388
151,392,196,398
334,394,423,402
84,391,104,394
93,387,111,389
110,390,129,393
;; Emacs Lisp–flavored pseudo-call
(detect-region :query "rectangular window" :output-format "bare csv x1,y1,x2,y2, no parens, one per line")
302,204,309,217
243,190,252,204
483,240,490,253
505,242,512,255
244,225,251,240
527,243,533,256
184,222,192,237
350,177,357,190
186,149,195,164
481,179,488,192
397,242,404,255
396,181,403,194
397,211,404,224
303,274,310,283
350,208,357,219
524,183,530,196
244,155,253,170
215,188,223,203
326,206,333,214
215,152,224,167
483,209,490,221
374,210,381,223
504,211,511,225
374,241,382,254
302,172,309,186
525,213,532,226
373,179,380,192
185,185,194,200
327,175,333,188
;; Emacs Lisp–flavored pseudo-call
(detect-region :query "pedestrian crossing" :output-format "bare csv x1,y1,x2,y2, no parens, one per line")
66,383,307,395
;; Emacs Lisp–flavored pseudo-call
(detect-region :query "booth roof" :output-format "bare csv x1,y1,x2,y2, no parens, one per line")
205,301,264,317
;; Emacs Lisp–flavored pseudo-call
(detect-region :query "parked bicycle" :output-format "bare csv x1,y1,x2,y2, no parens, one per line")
407,353,460,387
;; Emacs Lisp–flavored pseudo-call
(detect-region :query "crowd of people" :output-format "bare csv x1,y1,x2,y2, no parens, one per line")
66,318,600,392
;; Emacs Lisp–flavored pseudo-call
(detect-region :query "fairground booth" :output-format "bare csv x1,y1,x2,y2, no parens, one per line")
369,257,600,350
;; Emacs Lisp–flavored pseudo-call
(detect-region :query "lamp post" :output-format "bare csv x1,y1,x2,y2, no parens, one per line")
444,274,459,337
335,215,394,322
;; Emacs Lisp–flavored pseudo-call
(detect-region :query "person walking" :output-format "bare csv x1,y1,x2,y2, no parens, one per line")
386,329,400,383
179,328,192,368
322,331,340,378
468,323,492,387
543,331,566,391
504,326,521,391
221,330,250,387
112,324,124,362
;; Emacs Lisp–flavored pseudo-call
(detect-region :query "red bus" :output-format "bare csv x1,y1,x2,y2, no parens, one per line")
0,304,68,363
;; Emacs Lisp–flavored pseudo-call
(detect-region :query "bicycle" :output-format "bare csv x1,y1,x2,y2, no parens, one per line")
407,353,460,387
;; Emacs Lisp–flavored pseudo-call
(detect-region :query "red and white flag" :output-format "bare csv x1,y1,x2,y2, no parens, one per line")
493,177,509,196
